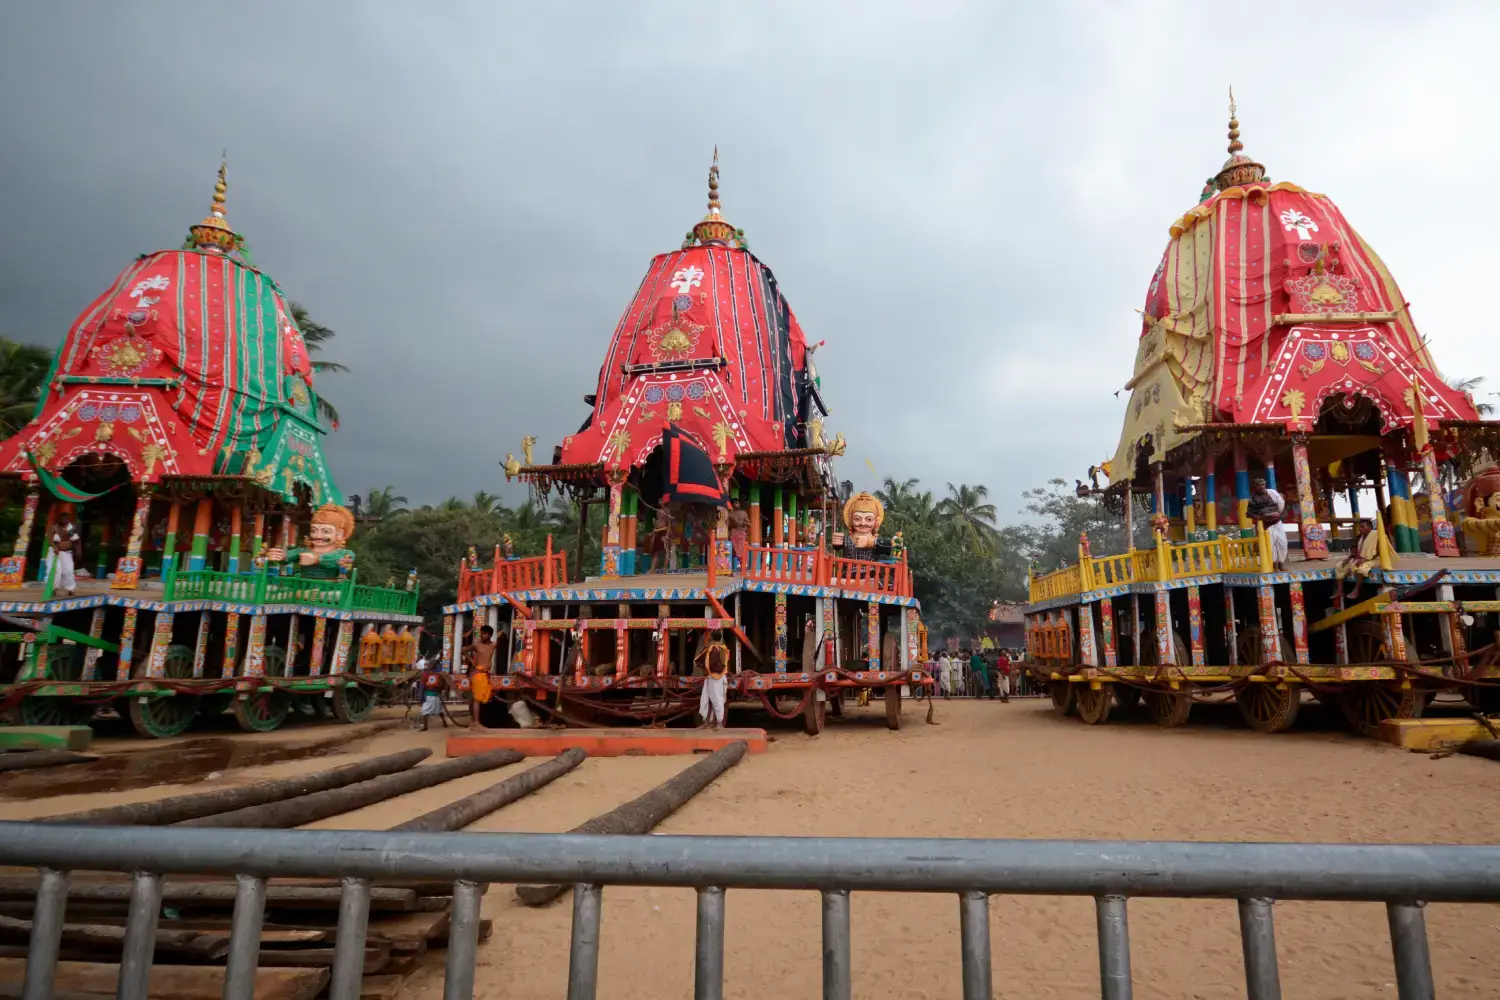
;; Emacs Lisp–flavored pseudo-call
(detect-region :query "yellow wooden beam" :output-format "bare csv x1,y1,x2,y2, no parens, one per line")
1310,592,1391,634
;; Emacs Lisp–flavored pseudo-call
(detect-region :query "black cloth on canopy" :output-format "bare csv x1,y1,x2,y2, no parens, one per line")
640,425,725,508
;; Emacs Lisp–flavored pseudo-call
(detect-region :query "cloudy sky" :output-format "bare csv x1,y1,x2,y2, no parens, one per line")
2,1,1495,517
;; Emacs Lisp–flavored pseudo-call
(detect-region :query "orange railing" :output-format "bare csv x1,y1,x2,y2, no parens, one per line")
742,544,820,585
457,536,569,603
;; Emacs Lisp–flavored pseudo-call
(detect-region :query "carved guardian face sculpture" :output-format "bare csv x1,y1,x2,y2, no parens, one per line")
842,493,886,549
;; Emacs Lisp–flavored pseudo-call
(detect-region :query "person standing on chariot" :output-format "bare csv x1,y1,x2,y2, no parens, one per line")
44,508,81,597
1248,477,1287,570
727,502,749,572
696,629,731,730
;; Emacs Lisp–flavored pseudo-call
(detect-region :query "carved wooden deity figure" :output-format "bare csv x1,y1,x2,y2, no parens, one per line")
831,492,892,561
267,504,356,579
1461,465,1500,556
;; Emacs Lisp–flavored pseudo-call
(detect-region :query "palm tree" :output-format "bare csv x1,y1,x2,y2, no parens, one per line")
364,485,409,520
472,491,507,517
1445,374,1496,416
875,477,939,530
0,338,54,437
289,302,347,429
936,482,1001,555
438,497,468,513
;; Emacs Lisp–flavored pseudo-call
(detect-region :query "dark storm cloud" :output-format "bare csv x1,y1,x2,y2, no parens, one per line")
2,1,1494,517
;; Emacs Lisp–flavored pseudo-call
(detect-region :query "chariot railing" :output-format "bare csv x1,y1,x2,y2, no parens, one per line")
166,567,419,616
4,824,1496,1000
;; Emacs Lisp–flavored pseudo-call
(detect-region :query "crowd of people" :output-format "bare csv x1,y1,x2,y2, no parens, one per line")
929,648,1037,700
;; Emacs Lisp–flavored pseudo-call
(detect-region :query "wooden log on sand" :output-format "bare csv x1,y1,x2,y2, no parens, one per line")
180,748,525,829
0,750,97,773
0,958,329,1000
390,748,587,833
0,913,229,960
1457,738,1500,761
516,741,748,906
41,749,433,826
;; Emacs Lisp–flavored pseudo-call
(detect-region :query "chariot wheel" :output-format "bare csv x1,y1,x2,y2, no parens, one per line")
128,693,201,739
313,692,337,718
1075,684,1112,725
884,685,902,730
1139,632,1190,672
233,690,290,733
1344,620,1389,664
333,683,375,723
1113,685,1142,712
46,644,85,682
197,693,234,717
801,691,826,735
19,694,96,728
1236,682,1301,733
261,644,288,678
1143,688,1192,727
1337,683,1426,734
1235,627,1296,677
1049,679,1075,716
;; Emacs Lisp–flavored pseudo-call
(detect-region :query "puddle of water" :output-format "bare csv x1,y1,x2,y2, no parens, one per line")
0,725,389,800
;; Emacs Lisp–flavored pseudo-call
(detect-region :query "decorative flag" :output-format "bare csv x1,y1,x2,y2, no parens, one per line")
25,450,114,503
642,425,724,507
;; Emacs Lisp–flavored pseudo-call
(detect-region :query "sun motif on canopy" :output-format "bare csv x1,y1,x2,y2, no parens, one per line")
645,314,705,361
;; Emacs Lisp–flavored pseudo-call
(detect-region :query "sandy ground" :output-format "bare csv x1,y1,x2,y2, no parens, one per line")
4,699,1500,998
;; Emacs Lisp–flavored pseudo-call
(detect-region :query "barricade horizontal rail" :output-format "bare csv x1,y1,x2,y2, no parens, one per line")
3,824,1493,1000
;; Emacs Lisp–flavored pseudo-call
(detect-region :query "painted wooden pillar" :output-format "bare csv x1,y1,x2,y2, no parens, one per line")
1385,605,1409,663
1329,607,1348,665
823,595,837,668
614,609,628,682
117,608,139,679
1098,596,1117,667
287,612,301,675
1204,471,1218,536
160,501,183,579
113,493,154,590
1153,590,1173,664
1224,587,1238,666
1291,437,1328,560
251,512,266,567
191,611,210,678
537,607,552,675
1186,585,1204,665
18,631,46,681
1077,600,1099,667
619,488,638,576
1,488,40,587
748,483,762,546
788,492,799,547
95,521,112,580
736,597,745,673
656,604,671,678
145,611,175,679
866,602,880,670
227,505,243,575
601,475,624,578
1233,445,1252,536
1255,585,1279,664
441,614,454,672
903,607,918,672
1128,593,1140,666
772,486,785,548
451,611,465,673
187,497,213,571
243,614,268,676
774,592,788,672
223,614,242,676
1420,460,1459,558
1183,478,1197,540
81,607,107,681
1288,581,1310,664
331,620,353,674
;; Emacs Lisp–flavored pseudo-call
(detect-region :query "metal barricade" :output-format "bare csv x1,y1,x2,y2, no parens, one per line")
3,823,1498,1000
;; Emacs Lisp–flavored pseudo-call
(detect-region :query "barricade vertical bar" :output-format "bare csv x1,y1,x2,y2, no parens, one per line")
567,883,603,1000
821,889,852,1000
22,867,68,1000
223,874,267,1000
1095,894,1133,1000
694,886,726,1000
958,891,993,1000
328,876,372,1000
444,881,483,1000
117,871,163,1000
1386,902,1435,1000
1236,897,1281,1000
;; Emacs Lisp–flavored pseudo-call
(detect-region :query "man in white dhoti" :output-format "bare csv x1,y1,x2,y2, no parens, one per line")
696,629,730,729
44,516,80,597
1249,477,1288,571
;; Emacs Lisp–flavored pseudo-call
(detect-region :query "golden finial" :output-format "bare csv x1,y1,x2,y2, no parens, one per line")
1227,86,1242,155
190,155,238,254
706,144,721,218
685,145,746,249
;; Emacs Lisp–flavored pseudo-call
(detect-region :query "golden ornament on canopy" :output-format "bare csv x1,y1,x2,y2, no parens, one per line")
190,158,240,254
1213,87,1267,191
